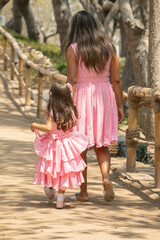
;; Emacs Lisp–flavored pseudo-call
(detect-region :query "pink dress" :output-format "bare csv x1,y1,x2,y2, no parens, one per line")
71,43,118,148
33,116,88,191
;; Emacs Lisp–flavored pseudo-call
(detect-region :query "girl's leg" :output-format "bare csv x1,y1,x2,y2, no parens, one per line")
76,149,88,201
44,186,56,203
56,189,65,208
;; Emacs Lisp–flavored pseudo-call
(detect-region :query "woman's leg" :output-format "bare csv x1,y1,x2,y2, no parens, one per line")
77,149,88,201
93,146,110,182
94,146,114,202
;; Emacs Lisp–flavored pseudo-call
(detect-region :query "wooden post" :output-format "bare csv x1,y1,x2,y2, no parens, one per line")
126,108,139,171
25,64,31,106
126,87,140,172
3,36,7,71
153,93,160,188
37,72,43,118
18,57,23,96
154,111,160,188
0,38,2,60
10,44,14,80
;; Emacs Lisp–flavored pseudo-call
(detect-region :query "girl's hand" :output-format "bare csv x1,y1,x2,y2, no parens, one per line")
31,123,35,132
118,107,124,123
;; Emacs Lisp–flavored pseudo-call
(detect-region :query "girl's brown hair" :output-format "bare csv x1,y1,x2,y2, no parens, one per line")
47,81,78,132
65,11,116,74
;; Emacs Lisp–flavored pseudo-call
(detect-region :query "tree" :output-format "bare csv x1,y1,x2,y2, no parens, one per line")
40,16,58,44
51,0,71,53
148,0,160,88
0,0,9,11
119,0,156,138
13,0,40,41
5,0,40,41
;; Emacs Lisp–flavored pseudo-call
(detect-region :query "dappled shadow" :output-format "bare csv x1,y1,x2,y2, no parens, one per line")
1,65,160,239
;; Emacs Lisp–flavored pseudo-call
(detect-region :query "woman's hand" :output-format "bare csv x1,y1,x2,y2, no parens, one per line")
118,107,124,123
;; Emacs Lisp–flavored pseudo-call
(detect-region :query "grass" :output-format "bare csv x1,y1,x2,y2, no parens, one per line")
2,28,125,77
3,28,67,75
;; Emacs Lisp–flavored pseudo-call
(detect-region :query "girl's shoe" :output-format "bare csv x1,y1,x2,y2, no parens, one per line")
56,193,65,209
44,186,56,203
103,180,115,202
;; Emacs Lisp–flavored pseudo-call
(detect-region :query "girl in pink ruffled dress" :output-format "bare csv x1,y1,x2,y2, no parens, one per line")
31,81,88,208
65,11,124,202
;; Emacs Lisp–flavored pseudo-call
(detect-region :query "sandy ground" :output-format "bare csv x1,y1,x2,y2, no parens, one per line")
0,70,160,240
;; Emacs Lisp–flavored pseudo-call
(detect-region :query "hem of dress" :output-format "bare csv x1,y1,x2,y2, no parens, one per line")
87,140,118,149
32,181,84,191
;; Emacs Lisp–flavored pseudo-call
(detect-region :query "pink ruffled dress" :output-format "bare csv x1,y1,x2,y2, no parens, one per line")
71,43,118,148
33,116,88,191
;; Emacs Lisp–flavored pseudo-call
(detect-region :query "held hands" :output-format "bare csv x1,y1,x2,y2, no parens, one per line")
118,107,124,124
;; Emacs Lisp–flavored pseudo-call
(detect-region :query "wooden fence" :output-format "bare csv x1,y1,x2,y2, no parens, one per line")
0,26,67,118
0,26,160,188
126,86,160,188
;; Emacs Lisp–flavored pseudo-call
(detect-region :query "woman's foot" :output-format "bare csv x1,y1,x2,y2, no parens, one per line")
44,186,56,203
56,193,65,209
71,192,89,202
103,179,115,202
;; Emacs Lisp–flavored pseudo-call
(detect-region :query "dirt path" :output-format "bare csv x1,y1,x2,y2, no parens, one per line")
0,72,160,240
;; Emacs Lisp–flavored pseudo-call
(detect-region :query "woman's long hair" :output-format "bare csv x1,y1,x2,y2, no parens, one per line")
47,81,78,132
65,11,116,73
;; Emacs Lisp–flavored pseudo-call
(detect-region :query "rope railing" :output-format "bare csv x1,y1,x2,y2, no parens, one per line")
0,26,67,117
126,85,160,188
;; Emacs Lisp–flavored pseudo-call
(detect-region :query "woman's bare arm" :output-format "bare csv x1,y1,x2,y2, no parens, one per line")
110,53,124,123
66,46,78,94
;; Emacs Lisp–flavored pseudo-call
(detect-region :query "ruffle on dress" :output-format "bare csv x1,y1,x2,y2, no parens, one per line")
33,129,88,190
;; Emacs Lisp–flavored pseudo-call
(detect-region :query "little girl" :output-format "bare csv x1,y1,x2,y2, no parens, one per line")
31,80,88,208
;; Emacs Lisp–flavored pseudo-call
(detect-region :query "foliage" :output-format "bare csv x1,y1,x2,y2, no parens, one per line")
116,141,127,157
4,28,67,75
119,116,128,127
3,28,124,77
116,140,154,167
119,57,125,77
136,144,153,165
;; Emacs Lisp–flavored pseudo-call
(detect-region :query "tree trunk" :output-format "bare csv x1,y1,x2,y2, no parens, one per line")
119,16,127,57
12,0,40,41
0,0,9,11
20,0,40,41
52,0,71,53
119,0,155,139
12,0,22,33
145,0,160,140
148,0,160,88
122,51,135,116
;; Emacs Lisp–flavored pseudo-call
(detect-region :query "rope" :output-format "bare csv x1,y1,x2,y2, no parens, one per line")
126,128,154,147
128,86,141,109
152,89,160,112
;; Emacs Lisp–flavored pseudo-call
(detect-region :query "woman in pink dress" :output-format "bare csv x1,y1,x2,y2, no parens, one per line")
65,11,123,202
31,81,88,208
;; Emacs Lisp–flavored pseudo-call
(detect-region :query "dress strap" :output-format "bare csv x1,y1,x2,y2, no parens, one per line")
71,43,77,57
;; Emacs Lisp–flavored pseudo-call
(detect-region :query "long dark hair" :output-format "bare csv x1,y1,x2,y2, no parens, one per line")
65,11,116,73
47,81,78,132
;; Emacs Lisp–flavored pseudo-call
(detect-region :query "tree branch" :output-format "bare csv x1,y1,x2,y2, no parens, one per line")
104,0,119,39
79,0,105,31
119,0,144,32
